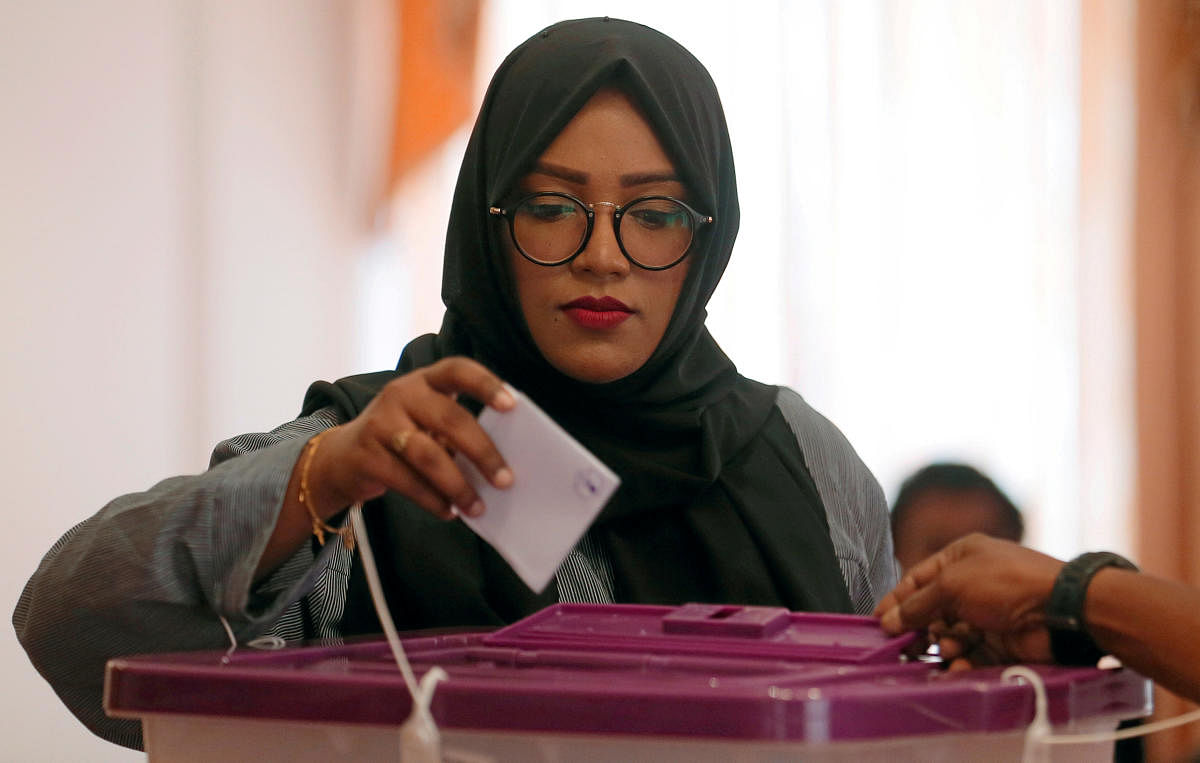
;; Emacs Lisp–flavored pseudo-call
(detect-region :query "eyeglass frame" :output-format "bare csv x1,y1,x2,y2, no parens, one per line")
488,191,714,271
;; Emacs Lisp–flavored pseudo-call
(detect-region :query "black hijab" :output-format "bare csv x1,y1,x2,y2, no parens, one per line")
304,18,852,633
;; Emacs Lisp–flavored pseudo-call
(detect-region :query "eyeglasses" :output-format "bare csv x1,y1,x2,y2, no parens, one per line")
488,192,714,271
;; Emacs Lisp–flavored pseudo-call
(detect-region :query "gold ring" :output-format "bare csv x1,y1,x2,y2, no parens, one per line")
392,429,414,455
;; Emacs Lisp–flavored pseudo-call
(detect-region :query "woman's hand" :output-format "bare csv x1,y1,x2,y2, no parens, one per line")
874,533,1063,669
307,357,516,522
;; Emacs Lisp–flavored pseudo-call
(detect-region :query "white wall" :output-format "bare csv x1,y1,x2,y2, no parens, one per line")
1,1,364,758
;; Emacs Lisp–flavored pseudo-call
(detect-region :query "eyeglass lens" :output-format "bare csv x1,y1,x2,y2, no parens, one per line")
511,194,696,267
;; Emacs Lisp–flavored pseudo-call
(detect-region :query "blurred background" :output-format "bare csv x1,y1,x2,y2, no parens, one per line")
2,0,1197,759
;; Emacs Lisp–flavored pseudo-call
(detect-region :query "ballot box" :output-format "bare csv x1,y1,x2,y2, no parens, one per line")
104,603,1150,762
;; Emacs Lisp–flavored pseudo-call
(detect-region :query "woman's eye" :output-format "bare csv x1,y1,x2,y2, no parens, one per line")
526,203,576,222
630,208,685,230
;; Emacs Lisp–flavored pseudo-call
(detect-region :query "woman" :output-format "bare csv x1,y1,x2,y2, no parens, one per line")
15,18,896,749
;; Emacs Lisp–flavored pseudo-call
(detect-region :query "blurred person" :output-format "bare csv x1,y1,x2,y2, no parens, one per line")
891,462,1023,573
14,18,897,750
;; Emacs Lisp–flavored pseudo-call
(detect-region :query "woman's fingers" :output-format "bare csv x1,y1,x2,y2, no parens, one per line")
381,360,514,492
385,424,487,517
423,357,516,413
403,400,513,491
314,357,517,522
356,358,517,518
369,436,457,519
337,422,463,521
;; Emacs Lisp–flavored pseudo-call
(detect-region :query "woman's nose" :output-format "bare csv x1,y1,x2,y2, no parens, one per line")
570,204,630,277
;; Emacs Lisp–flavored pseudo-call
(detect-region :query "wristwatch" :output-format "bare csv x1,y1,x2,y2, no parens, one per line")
1044,551,1138,665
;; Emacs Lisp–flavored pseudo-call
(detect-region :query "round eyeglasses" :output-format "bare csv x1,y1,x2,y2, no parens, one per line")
488,192,714,271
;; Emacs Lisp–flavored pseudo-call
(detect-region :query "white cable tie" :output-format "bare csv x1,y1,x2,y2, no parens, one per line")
349,502,445,762
401,667,448,762
246,635,287,650
1002,666,1052,763
1004,664,1200,750
220,613,286,661
1038,707,1200,745
218,614,238,663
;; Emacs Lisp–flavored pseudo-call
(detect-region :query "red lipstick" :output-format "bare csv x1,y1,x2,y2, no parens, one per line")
562,296,633,329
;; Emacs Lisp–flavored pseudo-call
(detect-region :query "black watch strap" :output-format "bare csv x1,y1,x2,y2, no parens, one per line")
1044,551,1138,665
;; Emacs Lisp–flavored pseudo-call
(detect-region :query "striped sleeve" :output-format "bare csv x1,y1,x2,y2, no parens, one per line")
554,531,615,604
13,407,344,749
210,408,353,643
774,387,900,613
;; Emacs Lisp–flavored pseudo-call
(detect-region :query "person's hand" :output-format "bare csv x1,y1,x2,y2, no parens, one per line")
307,357,516,521
874,534,1064,669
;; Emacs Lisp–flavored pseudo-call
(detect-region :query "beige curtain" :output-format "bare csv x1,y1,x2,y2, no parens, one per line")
1134,0,1200,758
388,0,482,187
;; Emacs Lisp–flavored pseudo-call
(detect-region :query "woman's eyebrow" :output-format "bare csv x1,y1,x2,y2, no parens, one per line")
530,162,681,188
530,161,588,184
619,171,680,186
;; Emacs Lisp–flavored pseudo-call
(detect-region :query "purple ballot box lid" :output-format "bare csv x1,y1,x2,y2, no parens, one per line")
104,604,1151,742
483,603,919,663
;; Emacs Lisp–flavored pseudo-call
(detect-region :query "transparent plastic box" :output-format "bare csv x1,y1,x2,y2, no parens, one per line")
105,603,1151,761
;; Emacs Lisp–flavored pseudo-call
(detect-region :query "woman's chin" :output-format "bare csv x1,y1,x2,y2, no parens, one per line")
547,353,644,385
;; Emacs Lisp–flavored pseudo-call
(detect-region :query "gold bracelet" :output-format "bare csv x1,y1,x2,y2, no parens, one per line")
298,429,355,550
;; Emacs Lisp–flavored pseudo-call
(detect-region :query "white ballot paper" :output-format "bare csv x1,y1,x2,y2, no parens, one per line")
454,388,620,593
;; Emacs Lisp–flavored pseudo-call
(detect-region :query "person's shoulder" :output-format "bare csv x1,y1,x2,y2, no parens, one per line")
774,386,813,420
332,369,401,394
328,368,401,386
301,369,400,418
774,388,854,451
773,387,880,486
774,387,897,606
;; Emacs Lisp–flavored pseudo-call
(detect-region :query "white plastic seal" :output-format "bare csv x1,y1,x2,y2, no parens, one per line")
1003,663,1200,759
350,503,447,762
